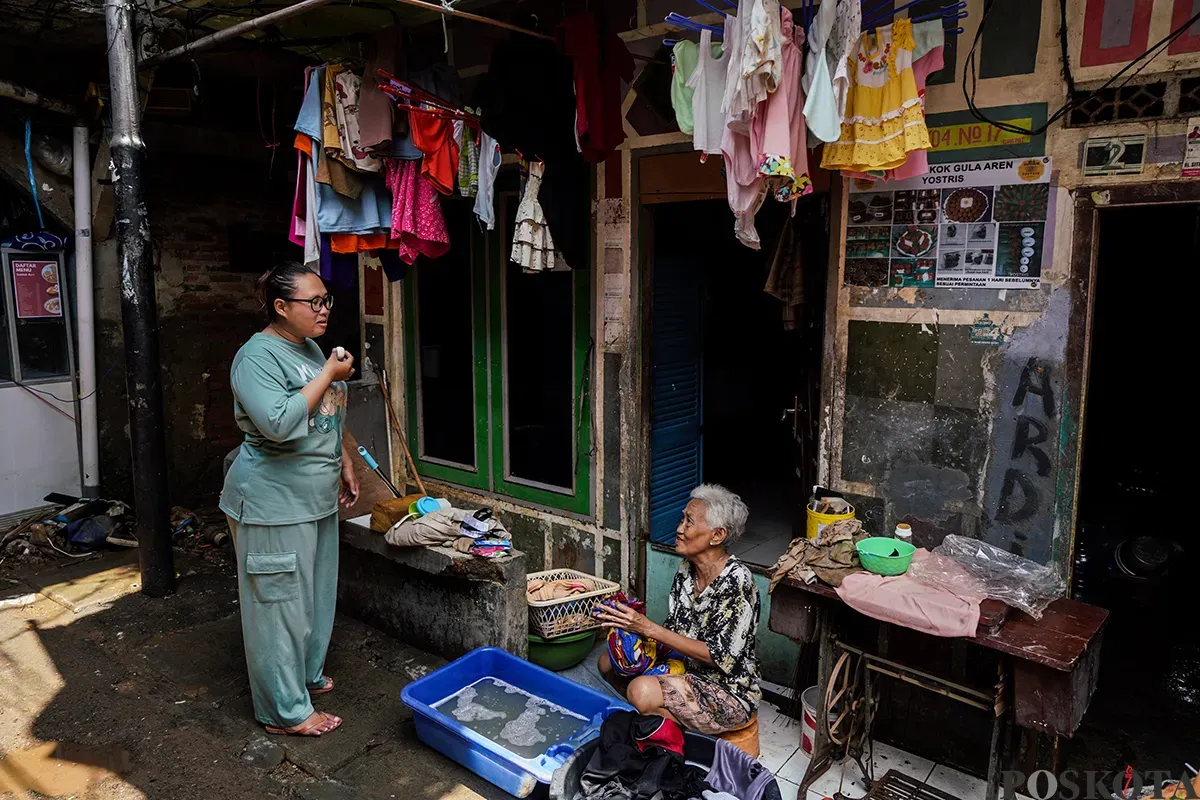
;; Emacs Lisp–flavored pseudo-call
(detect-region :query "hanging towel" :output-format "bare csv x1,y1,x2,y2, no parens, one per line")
458,112,480,197
474,132,501,230
303,154,320,268
764,214,804,330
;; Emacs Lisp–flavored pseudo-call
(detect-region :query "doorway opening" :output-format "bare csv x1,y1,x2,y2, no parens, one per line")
1066,202,1199,770
647,197,828,568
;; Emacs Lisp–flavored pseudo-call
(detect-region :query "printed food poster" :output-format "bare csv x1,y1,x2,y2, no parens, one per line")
1185,117,1200,178
11,259,62,318
848,158,1052,289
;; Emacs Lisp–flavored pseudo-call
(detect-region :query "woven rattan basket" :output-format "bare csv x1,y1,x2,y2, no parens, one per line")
526,569,620,639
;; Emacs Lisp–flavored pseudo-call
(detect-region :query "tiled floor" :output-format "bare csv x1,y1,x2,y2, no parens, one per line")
553,633,1000,800
757,700,998,800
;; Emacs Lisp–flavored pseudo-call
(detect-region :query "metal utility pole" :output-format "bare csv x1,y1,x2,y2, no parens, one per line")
104,0,176,596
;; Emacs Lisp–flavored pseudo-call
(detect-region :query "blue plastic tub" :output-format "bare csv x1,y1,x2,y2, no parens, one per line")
401,646,632,797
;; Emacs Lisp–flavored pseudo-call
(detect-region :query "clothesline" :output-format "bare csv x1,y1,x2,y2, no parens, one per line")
287,12,629,282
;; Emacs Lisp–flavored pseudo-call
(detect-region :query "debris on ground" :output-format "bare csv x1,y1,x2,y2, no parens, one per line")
174,507,233,559
0,499,130,571
0,501,237,575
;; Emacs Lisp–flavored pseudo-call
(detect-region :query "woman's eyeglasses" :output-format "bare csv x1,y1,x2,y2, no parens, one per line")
283,295,335,312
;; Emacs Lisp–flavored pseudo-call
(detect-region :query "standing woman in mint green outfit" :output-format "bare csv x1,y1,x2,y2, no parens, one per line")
220,262,360,737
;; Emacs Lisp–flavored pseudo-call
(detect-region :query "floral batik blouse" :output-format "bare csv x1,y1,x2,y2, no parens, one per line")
664,556,763,714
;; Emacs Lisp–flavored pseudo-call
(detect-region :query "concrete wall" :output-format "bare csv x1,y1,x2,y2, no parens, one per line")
817,0,1200,572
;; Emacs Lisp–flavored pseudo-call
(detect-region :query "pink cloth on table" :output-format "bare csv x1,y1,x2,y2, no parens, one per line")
835,549,980,638
842,44,944,183
384,158,450,264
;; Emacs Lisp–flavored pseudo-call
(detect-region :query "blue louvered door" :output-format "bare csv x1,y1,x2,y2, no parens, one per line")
649,253,703,545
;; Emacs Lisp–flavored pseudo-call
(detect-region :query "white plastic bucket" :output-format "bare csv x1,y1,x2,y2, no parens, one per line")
800,686,820,756
800,685,839,757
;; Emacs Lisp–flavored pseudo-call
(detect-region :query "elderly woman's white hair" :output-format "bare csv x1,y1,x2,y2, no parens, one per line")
689,484,750,544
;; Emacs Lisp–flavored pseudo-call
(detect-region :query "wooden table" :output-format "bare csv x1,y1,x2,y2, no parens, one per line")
769,576,1108,800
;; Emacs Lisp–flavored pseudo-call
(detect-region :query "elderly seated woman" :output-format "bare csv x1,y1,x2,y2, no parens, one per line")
596,484,761,736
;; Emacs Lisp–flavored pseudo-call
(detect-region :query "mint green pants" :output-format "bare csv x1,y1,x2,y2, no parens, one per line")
229,512,339,727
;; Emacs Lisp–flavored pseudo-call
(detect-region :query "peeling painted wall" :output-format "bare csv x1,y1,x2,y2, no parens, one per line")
821,0,1200,571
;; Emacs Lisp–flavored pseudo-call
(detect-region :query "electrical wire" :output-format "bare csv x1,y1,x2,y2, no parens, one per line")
0,358,121,404
961,0,1200,136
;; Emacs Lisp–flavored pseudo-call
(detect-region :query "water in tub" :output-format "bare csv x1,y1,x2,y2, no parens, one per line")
434,677,589,759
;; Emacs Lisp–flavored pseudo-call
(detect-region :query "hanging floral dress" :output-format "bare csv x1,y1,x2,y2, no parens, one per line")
820,19,931,173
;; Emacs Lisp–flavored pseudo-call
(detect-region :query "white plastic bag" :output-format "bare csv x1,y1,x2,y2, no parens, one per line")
909,534,1066,619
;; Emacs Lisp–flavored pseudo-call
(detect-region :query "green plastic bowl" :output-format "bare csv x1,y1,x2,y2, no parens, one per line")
856,537,916,576
527,629,598,671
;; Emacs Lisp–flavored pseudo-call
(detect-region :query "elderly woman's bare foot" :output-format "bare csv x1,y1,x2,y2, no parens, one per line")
264,711,342,736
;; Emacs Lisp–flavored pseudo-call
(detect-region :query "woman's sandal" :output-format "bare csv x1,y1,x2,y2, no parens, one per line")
309,676,335,695
265,711,342,737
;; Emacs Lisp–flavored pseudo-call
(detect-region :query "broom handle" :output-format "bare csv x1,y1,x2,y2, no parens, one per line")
377,368,427,496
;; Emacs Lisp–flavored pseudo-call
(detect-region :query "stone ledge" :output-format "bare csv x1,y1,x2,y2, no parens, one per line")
339,516,523,584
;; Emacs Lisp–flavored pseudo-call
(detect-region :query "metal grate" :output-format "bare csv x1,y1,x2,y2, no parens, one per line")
864,770,965,800
1181,76,1200,115
1068,82,1167,126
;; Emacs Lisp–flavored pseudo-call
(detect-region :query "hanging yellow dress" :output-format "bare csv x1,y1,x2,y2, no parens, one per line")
820,18,931,172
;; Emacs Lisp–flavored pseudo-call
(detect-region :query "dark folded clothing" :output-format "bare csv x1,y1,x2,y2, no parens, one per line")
575,711,709,800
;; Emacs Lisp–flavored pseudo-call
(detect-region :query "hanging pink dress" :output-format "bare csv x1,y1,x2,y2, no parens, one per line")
750,7,813,202
384,159,450,264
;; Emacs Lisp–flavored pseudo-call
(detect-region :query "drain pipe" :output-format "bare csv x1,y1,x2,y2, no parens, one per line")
72,124,100,498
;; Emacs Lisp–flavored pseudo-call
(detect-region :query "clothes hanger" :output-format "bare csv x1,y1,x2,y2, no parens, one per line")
911,2,966,22
692,0,727,17
376,70,480,124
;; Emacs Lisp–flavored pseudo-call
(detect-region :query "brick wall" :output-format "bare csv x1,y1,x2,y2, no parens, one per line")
96,154,296,508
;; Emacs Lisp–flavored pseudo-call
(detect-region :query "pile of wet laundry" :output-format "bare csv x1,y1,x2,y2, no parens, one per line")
572,711,779,800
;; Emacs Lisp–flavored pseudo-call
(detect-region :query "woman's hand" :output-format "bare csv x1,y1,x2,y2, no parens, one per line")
594,603,656,638
324,349,355,382
339,457,360,506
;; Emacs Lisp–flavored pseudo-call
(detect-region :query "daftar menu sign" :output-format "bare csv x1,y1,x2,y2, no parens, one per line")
847,157,1052,290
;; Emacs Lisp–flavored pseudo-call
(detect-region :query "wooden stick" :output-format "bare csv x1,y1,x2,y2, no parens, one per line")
377,369,426,496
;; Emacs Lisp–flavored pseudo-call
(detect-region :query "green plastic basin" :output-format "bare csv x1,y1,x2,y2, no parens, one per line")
527,629,598,671
856,537,916,576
